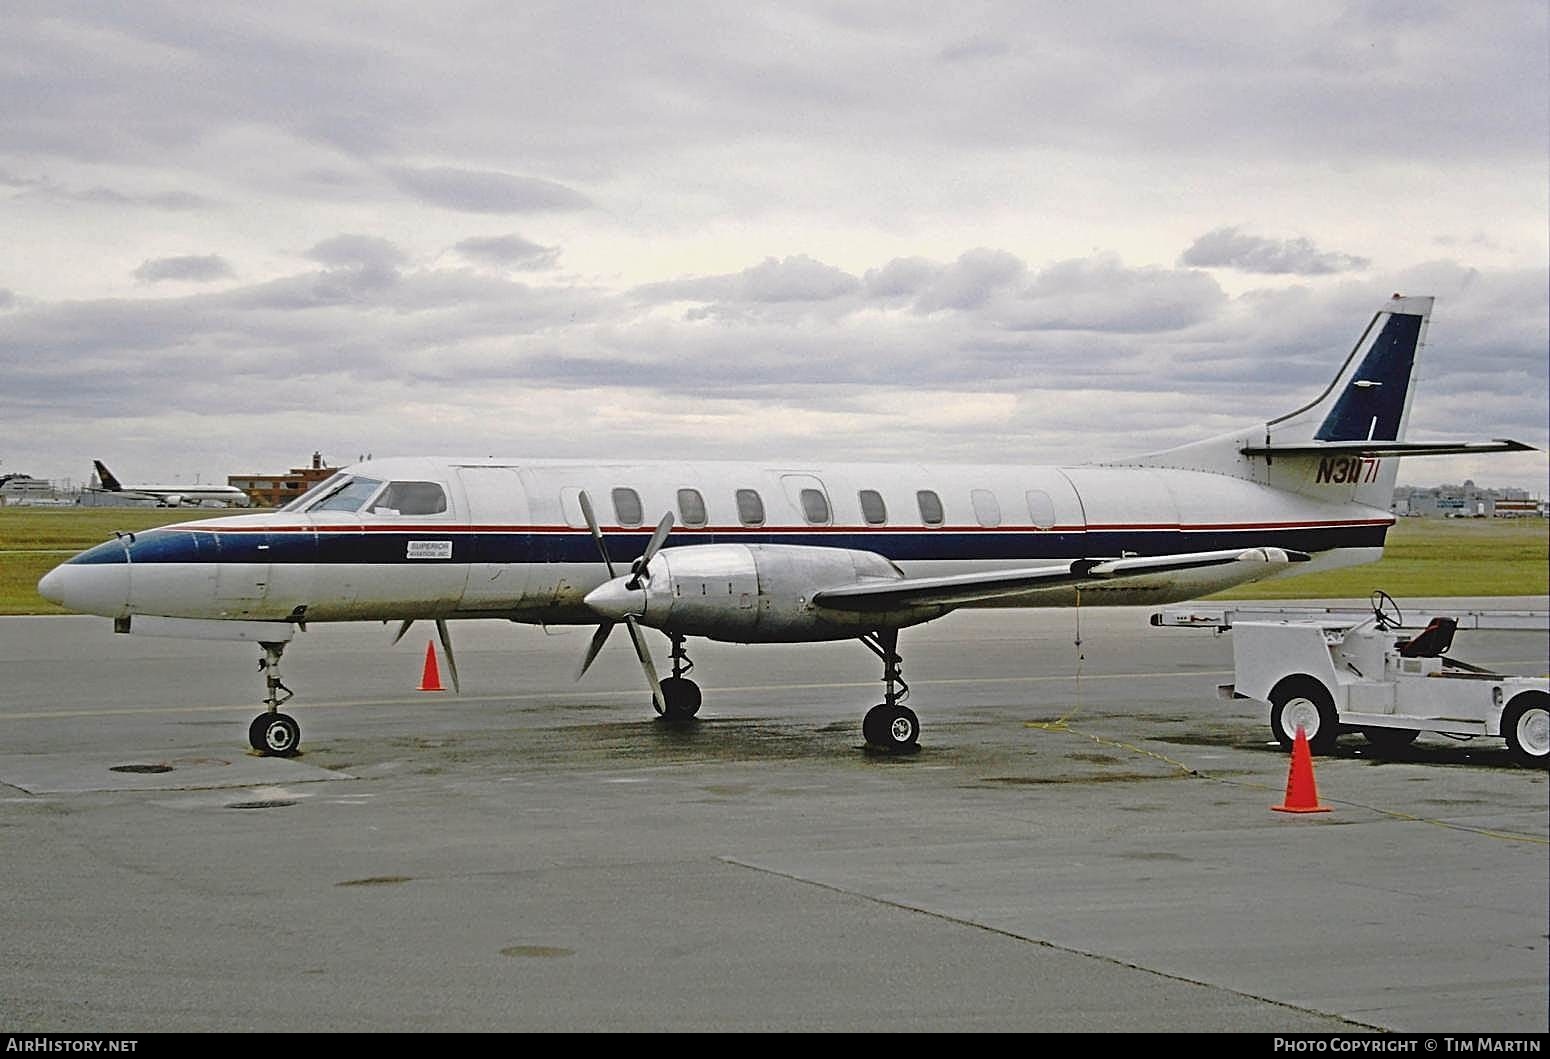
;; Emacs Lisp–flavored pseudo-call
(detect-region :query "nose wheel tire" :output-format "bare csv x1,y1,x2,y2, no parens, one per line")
658,676,701,720
249,712,301,757
863,703,919,751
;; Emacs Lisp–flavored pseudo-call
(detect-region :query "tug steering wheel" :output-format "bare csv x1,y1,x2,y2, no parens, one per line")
1371,590,1404,631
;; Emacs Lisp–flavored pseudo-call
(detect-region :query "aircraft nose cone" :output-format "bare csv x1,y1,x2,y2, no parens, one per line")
36,561,130,617
583,578,646,622
36,565,66,606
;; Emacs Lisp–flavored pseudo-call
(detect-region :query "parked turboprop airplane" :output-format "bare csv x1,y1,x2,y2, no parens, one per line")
89,460,251,508
38,296,1531,755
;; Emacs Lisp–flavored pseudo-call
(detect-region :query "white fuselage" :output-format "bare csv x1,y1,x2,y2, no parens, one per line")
42,455,1391,638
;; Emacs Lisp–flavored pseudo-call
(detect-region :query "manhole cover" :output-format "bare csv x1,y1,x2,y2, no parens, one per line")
500,945,574,959
227,800,297,810
110,764,173,774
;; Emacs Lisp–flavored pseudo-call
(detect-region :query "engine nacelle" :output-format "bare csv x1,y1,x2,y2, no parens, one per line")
625,543,943,643
162,494,185,507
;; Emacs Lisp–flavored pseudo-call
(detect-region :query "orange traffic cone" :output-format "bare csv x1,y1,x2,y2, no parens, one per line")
418,641,445,692
1273,726,1331,813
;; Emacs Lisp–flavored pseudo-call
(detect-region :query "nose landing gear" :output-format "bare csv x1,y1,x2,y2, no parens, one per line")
659,633,702,721
249,641,301,756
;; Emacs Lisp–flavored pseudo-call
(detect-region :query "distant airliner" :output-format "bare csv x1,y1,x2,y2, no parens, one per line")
89,460,250,508
40,296,1531,756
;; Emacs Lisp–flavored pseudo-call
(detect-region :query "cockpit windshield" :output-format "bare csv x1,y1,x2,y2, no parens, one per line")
281,472,350,512
304,476,385,513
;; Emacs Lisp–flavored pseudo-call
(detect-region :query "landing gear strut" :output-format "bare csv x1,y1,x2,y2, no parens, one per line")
860,629,919,751
658,633,701,721
248,641,301,756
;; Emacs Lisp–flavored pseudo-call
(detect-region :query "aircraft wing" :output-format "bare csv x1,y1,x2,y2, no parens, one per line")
811,547,1309,612
1240,439,1534,458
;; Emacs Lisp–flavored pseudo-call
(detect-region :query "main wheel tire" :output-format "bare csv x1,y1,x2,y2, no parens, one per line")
1362,727,1420,755
1269,677,1339,755
659,676,701,720
1502,694,1549,769
257,712,301,757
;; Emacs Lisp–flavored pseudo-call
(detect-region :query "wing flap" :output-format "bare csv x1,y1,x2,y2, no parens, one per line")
812,547,1310,612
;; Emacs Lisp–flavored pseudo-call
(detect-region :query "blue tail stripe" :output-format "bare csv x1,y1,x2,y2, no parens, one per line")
1314,312,1422,442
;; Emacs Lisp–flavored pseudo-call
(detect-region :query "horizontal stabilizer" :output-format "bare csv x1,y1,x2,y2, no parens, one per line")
1241,439,1534,458
812,547,1309,612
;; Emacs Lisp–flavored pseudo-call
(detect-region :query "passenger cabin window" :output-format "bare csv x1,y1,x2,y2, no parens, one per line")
612,487,643,528
971,489,1001,528
308,476,383,513
677,488,707,528
736,488,765,527
800,488,831,526
369,481,447,516
858,489,887,526
916,489,944,527
1026,489,1057,530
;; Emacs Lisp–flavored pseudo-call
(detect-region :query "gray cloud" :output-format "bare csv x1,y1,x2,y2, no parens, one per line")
132,255,234,283
636,255,862,306
62,186,213,211
304,235,406,271
1180,227,1371,274
1001,255,1226,333
0,289,14,310
1,171,213,211
387,166,591,213
863,257,941,300
453,234,561,270
914,249,1026,313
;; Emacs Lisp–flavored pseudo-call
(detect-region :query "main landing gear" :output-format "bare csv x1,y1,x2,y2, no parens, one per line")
248,641,301,756
658,633,702,721
859,629,919,752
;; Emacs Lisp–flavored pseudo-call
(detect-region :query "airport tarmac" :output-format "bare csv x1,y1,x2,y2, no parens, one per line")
1,600,1545,1033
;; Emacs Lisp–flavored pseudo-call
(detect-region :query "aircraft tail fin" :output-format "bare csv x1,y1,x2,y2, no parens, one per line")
92,460,123,491
1264,294,1432,447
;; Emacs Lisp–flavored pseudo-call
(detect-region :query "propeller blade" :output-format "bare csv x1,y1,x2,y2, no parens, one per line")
391,619,414,645
435,619,460,695
576,621,615,681
627,511,675,590
624,615,667,715
577,489,616,578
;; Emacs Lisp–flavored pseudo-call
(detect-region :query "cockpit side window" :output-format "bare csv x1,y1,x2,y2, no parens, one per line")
368,481,448,516
308,477,384,513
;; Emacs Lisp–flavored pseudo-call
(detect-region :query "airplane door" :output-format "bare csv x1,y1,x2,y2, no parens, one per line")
456,466,533,611
214,530,272,615
778,473,831,525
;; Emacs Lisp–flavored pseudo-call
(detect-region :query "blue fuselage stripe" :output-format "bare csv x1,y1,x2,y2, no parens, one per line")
69,523,1391,567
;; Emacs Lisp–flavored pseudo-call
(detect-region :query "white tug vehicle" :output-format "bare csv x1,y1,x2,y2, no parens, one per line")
1155,593,1549,768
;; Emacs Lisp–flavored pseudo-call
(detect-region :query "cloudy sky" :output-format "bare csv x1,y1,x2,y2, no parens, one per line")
2,1,1546,494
